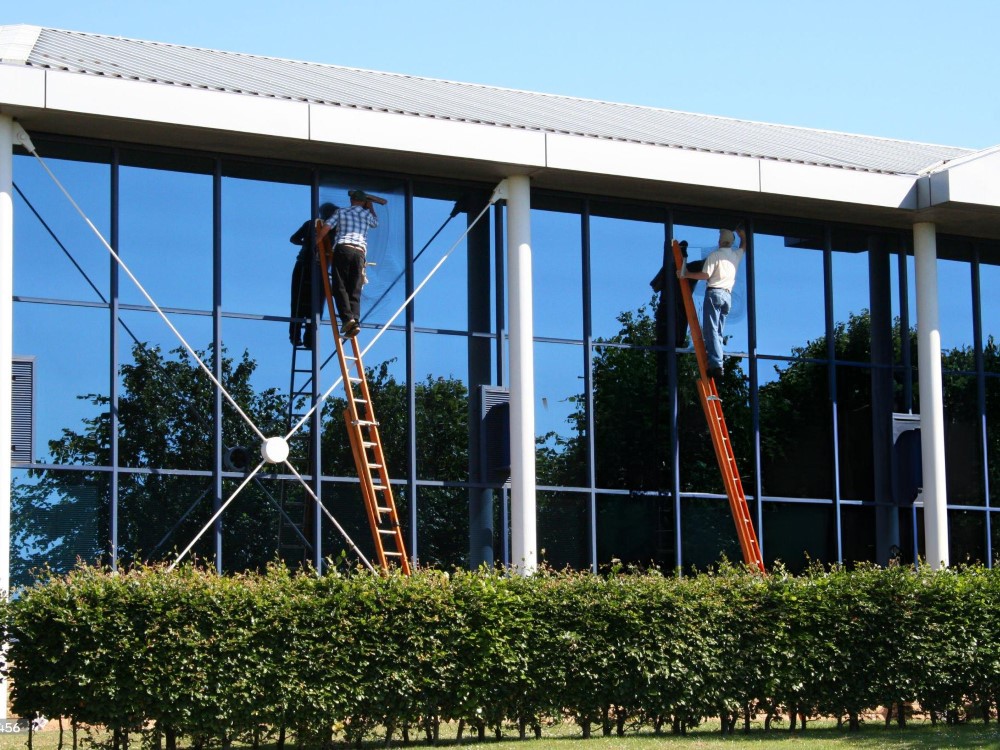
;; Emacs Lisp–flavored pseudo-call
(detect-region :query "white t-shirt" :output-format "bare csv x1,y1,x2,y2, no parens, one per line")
702,246,745,292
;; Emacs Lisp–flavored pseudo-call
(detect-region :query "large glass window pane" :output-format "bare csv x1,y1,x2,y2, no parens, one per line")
989,374,1000,506
938,258,974,353
116,310,214,472
119,164,214,311
838,365,874,501
11,467,107,589
596,493,662,568
982,260,1000,375
680,497,741,572
16,303,109,464
590,214,663,343
14,154,112,303
942,373,986,505
753,221,826,358
759,361,833,499
762,501,835,573
118,473,213,565
414,332,469,483
221,176,310,319
535,341,586,489
320,480,378,568
537,491,589,570
840,504,878,566
831,232,871,363
532,208,583,341
948,509,986,565
416,487,467,569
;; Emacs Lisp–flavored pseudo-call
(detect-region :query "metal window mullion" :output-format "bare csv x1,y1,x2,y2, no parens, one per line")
824,227,843,563
212,159,223,573
581,200,597,573
744,217,765,561
898,244,913,411
971,246,991,566
109,149,120,569
663,212,683,572
405,181,418,566
310,173,323,573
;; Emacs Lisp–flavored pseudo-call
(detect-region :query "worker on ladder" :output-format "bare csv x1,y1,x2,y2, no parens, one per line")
677,225,748,381
322,189,385,338
288,202,337,349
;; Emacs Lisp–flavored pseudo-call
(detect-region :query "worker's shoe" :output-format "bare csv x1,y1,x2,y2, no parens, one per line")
340,319,360,338
707,366,723,381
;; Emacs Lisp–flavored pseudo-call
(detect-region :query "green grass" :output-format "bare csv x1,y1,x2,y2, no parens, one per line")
2,719,999,750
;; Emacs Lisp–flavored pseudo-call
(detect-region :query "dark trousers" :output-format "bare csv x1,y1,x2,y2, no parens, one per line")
289,256,312,345
330,243,365,324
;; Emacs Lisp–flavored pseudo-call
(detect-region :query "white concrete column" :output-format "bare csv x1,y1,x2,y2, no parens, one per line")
506,175,536,574
913,221,949,568
0,114,14,718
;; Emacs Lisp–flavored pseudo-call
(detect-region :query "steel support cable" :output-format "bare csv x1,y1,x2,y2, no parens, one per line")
361,201,460,324
16,181,316,558
16,128,372,572
285,192,500,441
167,456,376,573
17,137,267,444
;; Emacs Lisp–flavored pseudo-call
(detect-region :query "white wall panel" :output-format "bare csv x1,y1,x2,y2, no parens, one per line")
935,151,1000,208
0,65,44,108
761,160,917,209
310,105,546,167
545,133,761,191
44,70,310,139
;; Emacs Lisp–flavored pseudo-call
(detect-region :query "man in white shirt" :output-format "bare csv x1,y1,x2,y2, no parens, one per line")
677,226,747,381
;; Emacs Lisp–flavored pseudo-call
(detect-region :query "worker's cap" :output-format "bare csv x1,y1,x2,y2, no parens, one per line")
719,228,735,246
348,189,370,202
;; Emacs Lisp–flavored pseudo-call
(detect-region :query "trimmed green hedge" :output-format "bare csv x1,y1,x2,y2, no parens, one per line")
5,563,1000,744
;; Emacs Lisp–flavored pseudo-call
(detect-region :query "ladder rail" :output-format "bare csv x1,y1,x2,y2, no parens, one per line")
672,239,765,572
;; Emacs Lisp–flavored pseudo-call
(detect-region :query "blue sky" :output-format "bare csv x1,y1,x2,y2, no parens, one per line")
8,0,998,150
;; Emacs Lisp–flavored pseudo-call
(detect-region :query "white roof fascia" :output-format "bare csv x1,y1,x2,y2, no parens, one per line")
44,68,310,140
0,25,42,64
0,64,45,108
761,160,919,209
924,146,1000,209
546,133,760,192
309,104,546,167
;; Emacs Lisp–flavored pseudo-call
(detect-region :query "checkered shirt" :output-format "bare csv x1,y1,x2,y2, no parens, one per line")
326,204,378,250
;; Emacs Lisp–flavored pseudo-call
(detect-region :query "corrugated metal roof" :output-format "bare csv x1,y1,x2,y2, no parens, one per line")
3,25,974,175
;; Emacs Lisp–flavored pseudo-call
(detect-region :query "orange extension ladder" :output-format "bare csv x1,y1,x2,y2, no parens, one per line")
672,239,765,573
315,221,411,574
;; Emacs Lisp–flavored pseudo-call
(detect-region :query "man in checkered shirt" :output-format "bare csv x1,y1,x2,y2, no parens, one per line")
325,190,379,337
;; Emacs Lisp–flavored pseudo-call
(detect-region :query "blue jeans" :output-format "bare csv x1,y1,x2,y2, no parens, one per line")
703,287,732,371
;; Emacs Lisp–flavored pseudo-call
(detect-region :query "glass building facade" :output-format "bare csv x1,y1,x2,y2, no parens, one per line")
10,134,1000,585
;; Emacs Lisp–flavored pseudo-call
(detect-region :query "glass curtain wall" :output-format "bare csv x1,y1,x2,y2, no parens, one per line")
9,135,1000,585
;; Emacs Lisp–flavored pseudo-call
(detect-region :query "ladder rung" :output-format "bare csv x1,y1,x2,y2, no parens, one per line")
349,376,363,383
376,506,392,513
362,441,376,448
378,529,397,535
367,462,382,469
383,551,403,557
353,419,379,426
